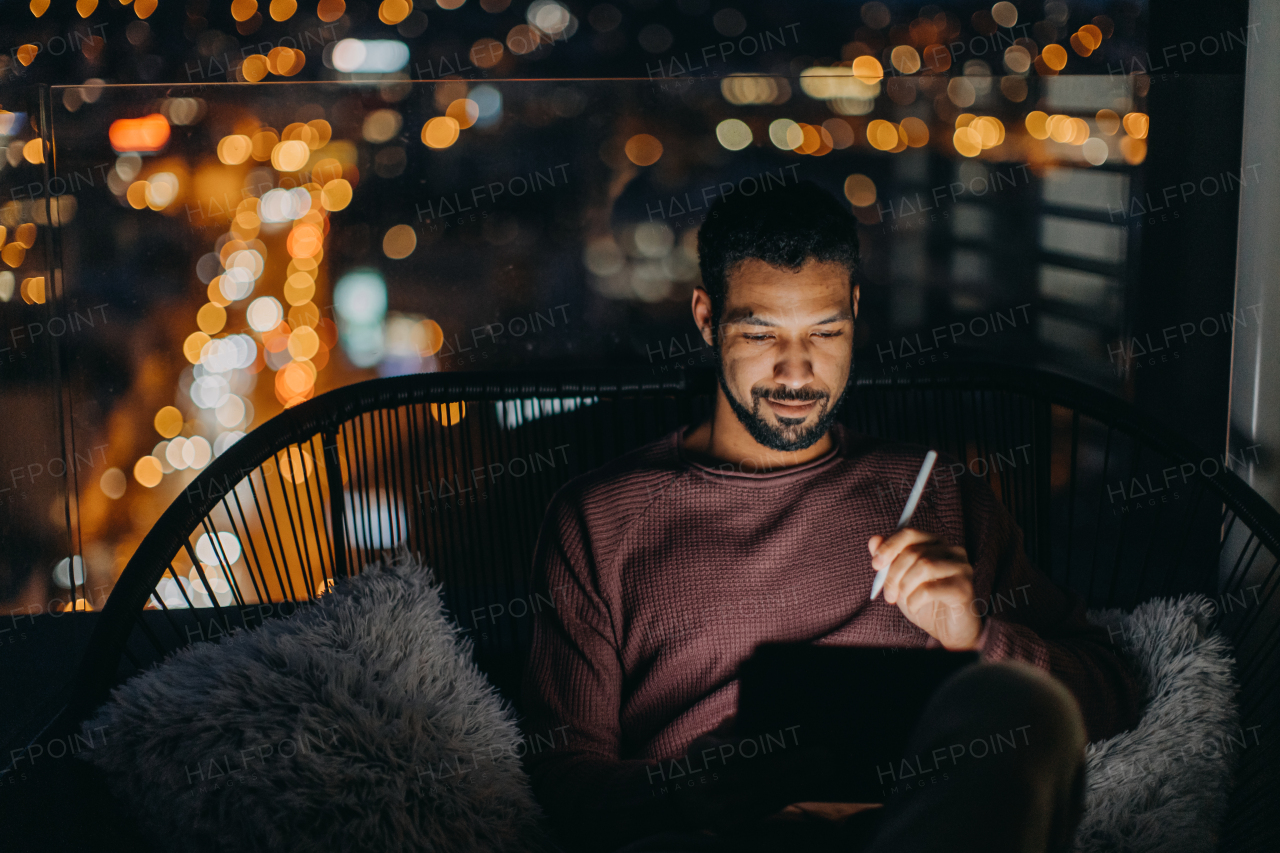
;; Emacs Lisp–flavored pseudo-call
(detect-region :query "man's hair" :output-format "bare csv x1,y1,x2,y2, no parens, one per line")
696,180,860,338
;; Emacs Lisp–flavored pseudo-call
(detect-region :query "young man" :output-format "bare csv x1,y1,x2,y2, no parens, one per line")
521,182,1142,853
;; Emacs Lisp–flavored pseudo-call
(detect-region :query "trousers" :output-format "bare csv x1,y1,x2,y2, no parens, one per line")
614,661,1088,853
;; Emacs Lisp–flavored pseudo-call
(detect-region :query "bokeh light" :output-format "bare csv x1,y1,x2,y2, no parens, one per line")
383,224,417,259
248,296,285,332
1082,138,1109,165
823,118,855,149
991,1,1017,27
851,56,884,84
890,46,921,74
217,135,252,165
716,119,753,151
231,0,258,21
284,272,316,305
624,134,663,166
363,109,403,143
154,406,184,438
379,0,411,24
1003,45,1031,74
320,178,353,211
446,99,480,129
953,126,982,157
271,139,310,171
134,456,163,488
1025,111,1050,140
769,119,804,150
867,120,899,151
421,116,461,149
22,139,44,164
1096,109,1121,135
317,0,345,22
900,117,929,147
108,114,170,153
100,467,126,500
287,224,324,258
843,174,876,207
722,75,786,106
197,302,226,334
1041,44,1068,71
1120,136,1147,164
1123,112,1149,139
184,331,212,363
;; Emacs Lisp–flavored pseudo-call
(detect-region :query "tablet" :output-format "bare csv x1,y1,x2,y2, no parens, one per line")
735,643,979,801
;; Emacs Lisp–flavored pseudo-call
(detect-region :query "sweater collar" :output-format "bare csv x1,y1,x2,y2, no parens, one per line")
672,422,848,484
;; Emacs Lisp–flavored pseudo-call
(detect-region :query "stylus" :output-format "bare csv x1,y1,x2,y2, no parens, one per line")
870,450,938,601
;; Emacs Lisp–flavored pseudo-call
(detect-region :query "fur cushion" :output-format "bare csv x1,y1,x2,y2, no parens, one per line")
80,552,544,853
1076,595,1242,853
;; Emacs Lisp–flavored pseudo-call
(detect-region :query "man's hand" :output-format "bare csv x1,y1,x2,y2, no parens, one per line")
868,528,983,651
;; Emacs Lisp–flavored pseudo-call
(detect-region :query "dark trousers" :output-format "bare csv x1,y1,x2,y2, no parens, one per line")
614,661,1088,853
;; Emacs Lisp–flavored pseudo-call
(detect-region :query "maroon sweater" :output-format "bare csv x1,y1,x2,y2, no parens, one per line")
521,424,1142,849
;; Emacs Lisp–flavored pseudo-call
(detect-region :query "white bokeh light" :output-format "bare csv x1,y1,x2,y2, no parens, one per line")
247,296,284,332
216,394,246,428
218,267,255,301
191,374,231,410
214,430,246,456
716,118,753,151
195,530,243,566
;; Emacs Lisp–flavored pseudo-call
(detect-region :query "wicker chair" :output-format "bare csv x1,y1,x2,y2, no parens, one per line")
55,363,1280,850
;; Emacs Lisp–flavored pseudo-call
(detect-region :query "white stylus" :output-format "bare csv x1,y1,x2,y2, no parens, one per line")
869,450,938,601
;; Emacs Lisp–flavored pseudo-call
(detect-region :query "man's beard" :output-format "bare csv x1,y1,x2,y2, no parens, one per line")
714,347,854,453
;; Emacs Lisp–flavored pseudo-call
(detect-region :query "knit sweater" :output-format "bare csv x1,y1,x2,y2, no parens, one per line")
520,423,1143,850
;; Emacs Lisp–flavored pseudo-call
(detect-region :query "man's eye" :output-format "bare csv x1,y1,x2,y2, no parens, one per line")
813,331,844,338
742,333,773,341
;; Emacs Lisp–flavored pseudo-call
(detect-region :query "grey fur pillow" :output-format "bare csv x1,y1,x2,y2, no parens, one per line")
80,552,543,853
1077,595,1243,853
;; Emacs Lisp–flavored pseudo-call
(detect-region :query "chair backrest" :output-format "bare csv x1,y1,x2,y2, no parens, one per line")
69,363,1280,850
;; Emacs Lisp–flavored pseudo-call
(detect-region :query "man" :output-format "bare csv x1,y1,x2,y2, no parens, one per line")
521,182,1142,852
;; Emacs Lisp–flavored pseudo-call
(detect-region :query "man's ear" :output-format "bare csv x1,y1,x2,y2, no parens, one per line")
692,287,715,348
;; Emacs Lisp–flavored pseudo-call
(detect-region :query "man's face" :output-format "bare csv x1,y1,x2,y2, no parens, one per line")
708,258,857,452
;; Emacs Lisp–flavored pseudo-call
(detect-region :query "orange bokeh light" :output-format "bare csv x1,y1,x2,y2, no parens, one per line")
275,362,316,400
624,134,664,166
446,99,480,130
109,114,170,153
287,224,324,258
1041,44,1068,71
421,116,461,149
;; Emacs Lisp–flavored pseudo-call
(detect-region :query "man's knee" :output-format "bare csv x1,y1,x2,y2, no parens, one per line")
932,661,1086,762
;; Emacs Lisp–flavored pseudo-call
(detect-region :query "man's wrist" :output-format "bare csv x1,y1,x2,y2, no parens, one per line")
971,617,991,652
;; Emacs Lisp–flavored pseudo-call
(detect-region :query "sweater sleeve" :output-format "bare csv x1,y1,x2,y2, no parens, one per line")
520,488,689,851
958,474,1144,742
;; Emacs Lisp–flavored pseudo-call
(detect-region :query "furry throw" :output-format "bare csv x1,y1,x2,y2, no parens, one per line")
80,552,544,853
1075,595,1241,853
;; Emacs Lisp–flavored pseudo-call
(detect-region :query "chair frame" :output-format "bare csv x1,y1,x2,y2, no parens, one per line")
48,362,1280,850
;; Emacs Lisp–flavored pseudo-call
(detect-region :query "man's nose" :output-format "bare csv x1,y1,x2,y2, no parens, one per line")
772,339,816,388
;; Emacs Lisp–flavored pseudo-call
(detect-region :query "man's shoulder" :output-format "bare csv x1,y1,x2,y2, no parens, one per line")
548,430,687,520
838,428,955,480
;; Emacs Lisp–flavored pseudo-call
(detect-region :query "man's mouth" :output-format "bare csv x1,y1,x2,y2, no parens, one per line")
764,397,820,418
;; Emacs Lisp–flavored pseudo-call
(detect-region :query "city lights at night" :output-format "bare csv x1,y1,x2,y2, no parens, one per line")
2,2,1279,851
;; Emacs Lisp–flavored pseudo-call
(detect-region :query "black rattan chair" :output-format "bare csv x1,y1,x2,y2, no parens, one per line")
56,364,1280,850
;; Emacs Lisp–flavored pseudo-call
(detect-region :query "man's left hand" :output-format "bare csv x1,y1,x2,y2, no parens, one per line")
868,528,983,651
